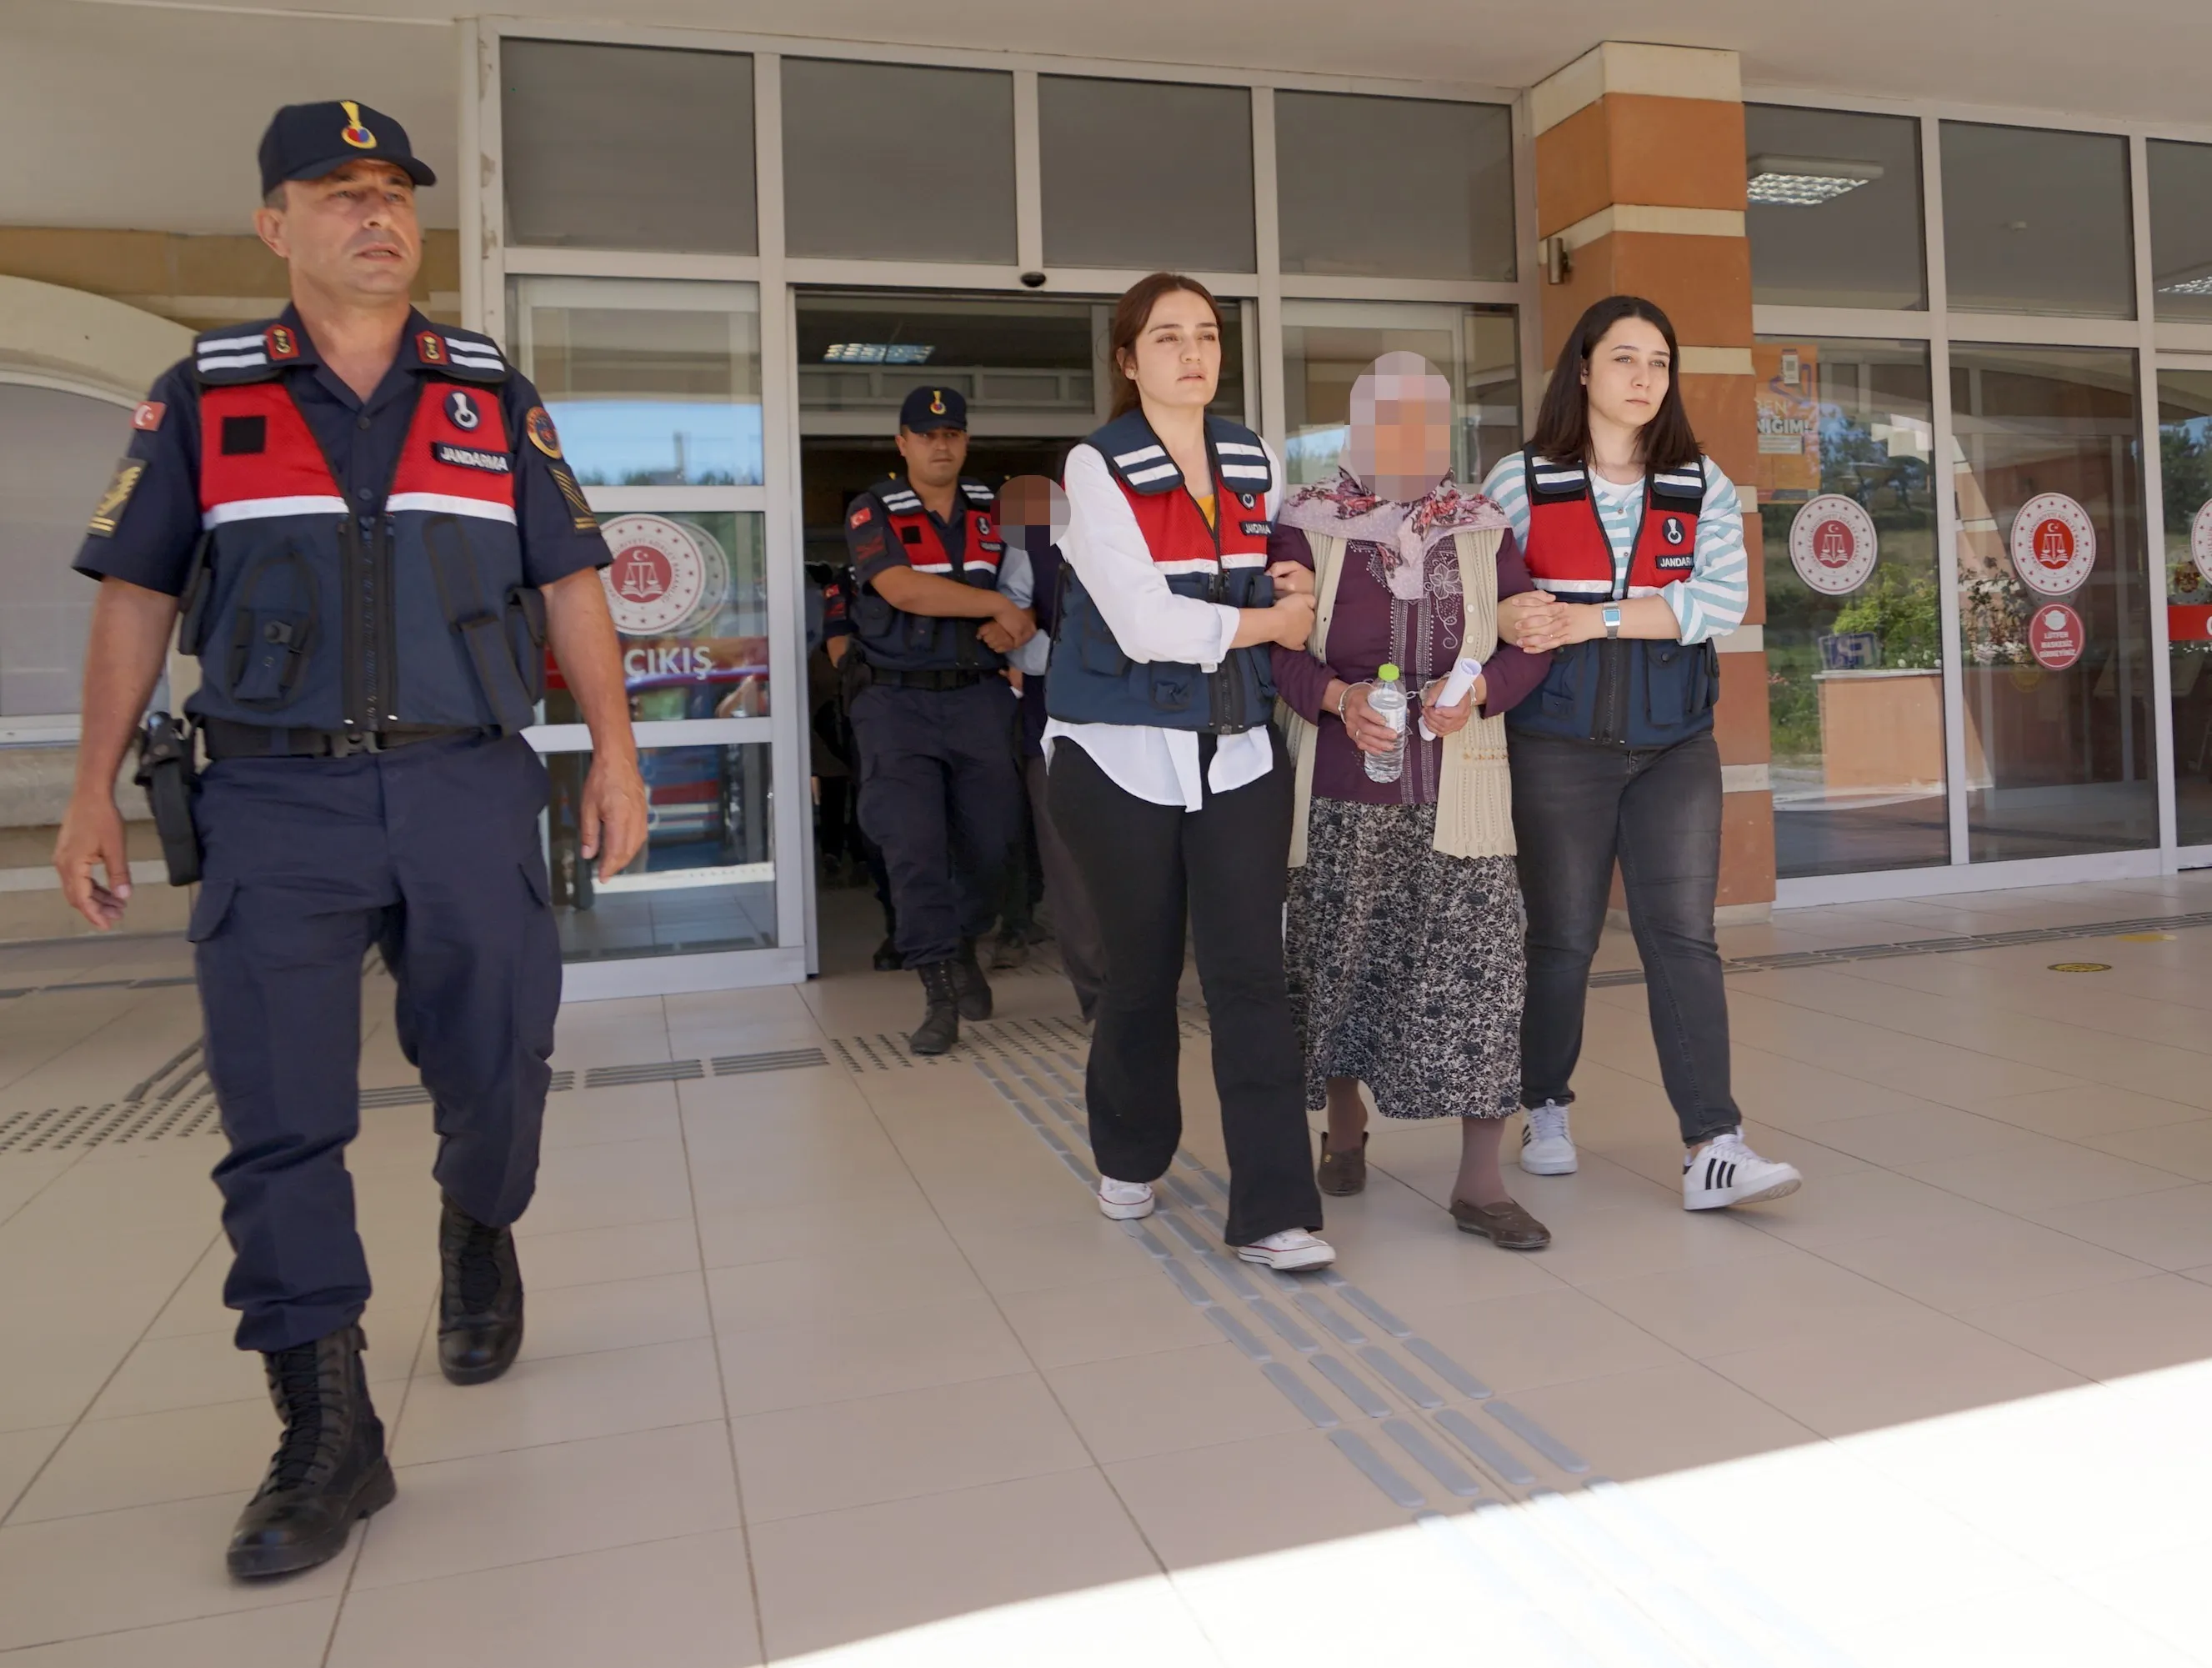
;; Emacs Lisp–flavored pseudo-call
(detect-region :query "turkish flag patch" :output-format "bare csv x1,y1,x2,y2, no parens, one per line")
132,401,166,432
848,505,873,528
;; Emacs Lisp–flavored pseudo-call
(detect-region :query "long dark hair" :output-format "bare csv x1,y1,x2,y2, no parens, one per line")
1527,295,1700,472
1107,272,1225,419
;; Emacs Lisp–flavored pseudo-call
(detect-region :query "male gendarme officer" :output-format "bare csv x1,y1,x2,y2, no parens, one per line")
843,386,1033,1053
53,101,648,1578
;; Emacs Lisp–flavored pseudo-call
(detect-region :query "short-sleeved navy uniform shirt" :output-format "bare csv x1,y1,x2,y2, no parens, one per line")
73,304,610,595
843,488,968,592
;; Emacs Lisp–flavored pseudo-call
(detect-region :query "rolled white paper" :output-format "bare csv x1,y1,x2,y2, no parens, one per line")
1417,656,1484,740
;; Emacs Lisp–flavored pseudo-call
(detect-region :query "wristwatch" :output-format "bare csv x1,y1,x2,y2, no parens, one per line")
1603,603,1623,639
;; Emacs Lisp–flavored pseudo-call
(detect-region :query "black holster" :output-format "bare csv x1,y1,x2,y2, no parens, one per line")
133,712,202,886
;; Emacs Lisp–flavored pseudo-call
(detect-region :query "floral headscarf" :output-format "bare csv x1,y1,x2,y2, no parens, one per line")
1278,468,1509,601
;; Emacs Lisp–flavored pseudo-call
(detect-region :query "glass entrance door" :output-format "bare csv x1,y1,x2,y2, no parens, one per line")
2159,363,2212,852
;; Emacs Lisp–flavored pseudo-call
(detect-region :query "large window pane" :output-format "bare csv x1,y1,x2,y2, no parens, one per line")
1275,93,1514,281
1940,123,2134,318
1281,301,1519,488
2159,370,2212,845
1041,78,1254,272
0,385,123,717
1746,106,1924,309
503,40,755,254
782,62,1014,263
1755,339,1945,878
1950,346,2154,860
2149,142,2212,324
507,278,763,487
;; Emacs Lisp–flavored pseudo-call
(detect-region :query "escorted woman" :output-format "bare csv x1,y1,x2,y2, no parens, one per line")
1272,353,1555,1250
1045,273,1336,1271
1486,295,1802,1211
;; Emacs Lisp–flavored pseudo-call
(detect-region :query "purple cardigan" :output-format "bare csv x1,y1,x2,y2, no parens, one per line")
1269,524,1550,806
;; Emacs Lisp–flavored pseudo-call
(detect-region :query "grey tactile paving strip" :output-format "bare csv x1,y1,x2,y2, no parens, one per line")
1588,906,2212,988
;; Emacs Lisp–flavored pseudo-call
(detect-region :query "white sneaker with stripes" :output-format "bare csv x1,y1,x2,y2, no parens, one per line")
1519,1100,1578,1175
1682,1130,1802,1210
1096,1177,1155,1220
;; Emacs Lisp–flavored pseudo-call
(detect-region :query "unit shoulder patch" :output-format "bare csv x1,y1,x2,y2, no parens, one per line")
524,406,563,460
86,458,145,537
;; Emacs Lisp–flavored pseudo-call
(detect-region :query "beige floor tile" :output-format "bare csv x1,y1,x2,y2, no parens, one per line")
2032,1184,2212,1270
523,1138,694,1235
1103,1425,1420,1570
0,1599,338,1667
1797,1103,2046,1166
728,1372,1088,1523
948,1215,1162,1296
1504,1359,1824,1481
1835,1580,2198,1668
351,1420,739,1591
0,1424,67,1517
390,1336,723,1465
1731,1165,2013,1250
704,1237,986,1336
493,1269,711,1363
0,1494,357,1650
1574,1245,1926,1359
693,1187,951,1271
1971,1083,2209,1140
1410,1285,1685,1393
718,1292,1033,1416
750,1468,1167,1660
509,1216,702,1290
328,1528,758,1668
1823,1214,2160,1313
2080,1115,2212,1181
1956,1274,2212,1380
1315,1224,1569,1317
1043,1341,1313,1464
1500,1199,1801,1284
11,1397,279,1524
1897,1138,2190,1213
995,1270,1222,1370
1703,1305,2085,1437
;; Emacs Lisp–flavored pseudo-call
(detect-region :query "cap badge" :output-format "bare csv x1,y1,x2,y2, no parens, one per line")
928,390,946,416
417,331,446,365
339,100,377,150
267,324,298,360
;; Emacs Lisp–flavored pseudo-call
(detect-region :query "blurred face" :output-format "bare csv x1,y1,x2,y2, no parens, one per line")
255,160,421,304
1349,355,1453,501
895,424,968,491
1581,316,1671,434
1119,288,1220,413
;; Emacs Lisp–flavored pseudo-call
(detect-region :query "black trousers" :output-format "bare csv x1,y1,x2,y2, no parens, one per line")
191,734,560,1353
1048,732,1321,1245
1509,729,1742,1146
1025,754,1106,1022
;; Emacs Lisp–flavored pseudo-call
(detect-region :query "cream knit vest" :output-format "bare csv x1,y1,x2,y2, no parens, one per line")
1282,527,1516,867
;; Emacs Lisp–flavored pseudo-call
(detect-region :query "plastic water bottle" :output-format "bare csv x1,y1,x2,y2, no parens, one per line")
1364,663,1409,784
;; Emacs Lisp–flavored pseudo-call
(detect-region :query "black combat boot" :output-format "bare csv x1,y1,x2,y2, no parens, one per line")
910,960,962,1055
953,938,994,1022
227,1325,393,1579
438,1193,524,1385
872,934,902,972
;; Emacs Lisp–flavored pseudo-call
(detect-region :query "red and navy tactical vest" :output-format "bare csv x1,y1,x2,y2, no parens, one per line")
178,318,543,735
1043,411,1277,734
849,476,1008,674
1506,453,1721,747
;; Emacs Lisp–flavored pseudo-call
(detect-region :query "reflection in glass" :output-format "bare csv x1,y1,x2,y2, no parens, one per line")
1939,123,2134,318
1275,93,1514,281
1950,347,2154,860
1281,302,1519,488
502,40,756,254
1745,106,1924,309
782,61,1016,263
1040,78,1255,272
1755,339,1945,878
2148,141,2212,324
2159,372,2212,845
546,743,775,959
507,278,763,487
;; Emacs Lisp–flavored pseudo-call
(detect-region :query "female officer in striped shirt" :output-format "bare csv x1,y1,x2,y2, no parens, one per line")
1482,294,1803,1214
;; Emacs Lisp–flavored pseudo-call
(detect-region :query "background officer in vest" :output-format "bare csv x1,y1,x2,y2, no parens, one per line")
843,385,1033,1054
53,101,647,1579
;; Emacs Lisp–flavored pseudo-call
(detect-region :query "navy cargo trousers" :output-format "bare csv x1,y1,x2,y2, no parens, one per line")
188,733,560,1353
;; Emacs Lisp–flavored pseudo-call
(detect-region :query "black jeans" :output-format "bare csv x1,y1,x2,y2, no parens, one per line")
1510,729,1741,1146
1048,732,1322,1245
1025,754,1106,1022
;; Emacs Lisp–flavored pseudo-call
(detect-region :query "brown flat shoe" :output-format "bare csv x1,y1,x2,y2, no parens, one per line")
1317,1133,1368,1196
1449,1196,1550,1250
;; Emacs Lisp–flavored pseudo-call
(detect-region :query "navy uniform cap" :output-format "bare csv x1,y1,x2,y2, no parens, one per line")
259,100,436,198
898,385,967,433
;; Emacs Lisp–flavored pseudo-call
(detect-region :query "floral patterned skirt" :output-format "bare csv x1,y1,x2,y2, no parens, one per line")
1285,799,1524,1121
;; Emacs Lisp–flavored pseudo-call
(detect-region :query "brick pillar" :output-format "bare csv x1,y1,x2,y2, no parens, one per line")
1529,43,1775,917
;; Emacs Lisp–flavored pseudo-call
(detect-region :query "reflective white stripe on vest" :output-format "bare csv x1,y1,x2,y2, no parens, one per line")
1531,576,1613,596
1123,462,1179,485
198,333,266,353
907,560,953,574
1219,463,1269,483
1215,441,1266,458
1653,471,1704,492
1534,469,1584,488
1220,552,1266,568
1113,443,1165,468
1153,557,1220,575
201,494,349,528
881,494,922,511
385,492,518,523
447,349,503,367
198,352,269,372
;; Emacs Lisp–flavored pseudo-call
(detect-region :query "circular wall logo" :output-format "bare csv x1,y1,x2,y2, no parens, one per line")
2010,493,2096,596
2193,498,2212,587
2027,601,2085,670
597,515,729,638
1788,495,1879,595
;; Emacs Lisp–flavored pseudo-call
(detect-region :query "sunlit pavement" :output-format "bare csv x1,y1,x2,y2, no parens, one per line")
5,874,2212,1664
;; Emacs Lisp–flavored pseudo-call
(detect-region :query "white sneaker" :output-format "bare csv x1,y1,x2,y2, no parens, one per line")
1236,1229,1337,1272
1519,1101,1578,1175
1097,1177,1155,1220
1683,1130,1802,1210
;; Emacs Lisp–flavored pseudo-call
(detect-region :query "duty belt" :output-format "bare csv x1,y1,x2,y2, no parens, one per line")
868,668,990,691
201,719,488,760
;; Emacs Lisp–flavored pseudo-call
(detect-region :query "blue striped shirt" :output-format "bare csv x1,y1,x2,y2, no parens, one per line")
1479,452,1749,646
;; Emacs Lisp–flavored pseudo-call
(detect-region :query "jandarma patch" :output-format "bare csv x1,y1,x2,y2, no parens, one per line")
431,442,511,473
1240,520,1270,536
86,460,145,536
